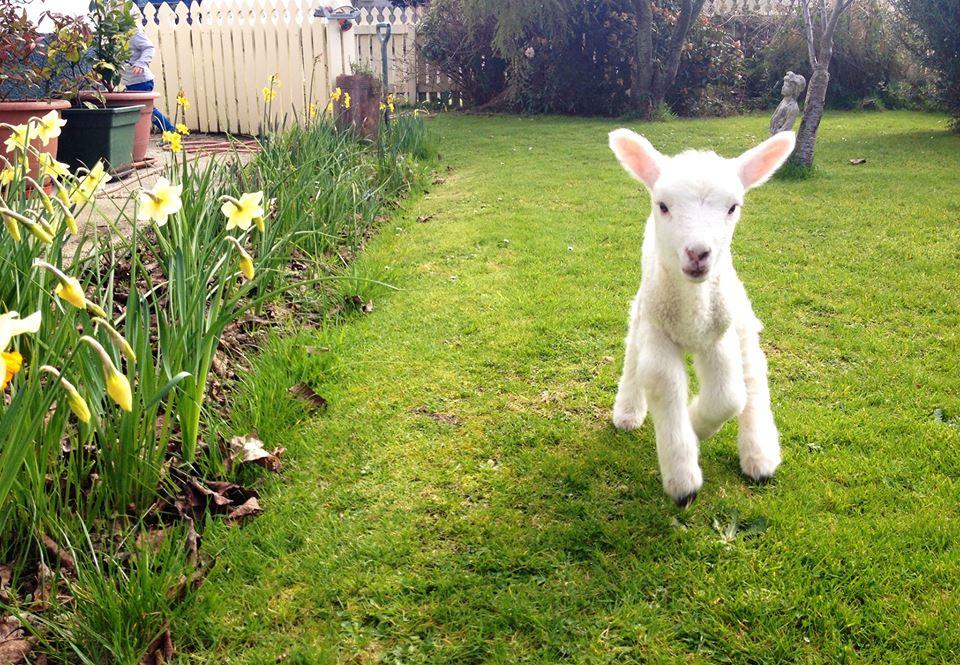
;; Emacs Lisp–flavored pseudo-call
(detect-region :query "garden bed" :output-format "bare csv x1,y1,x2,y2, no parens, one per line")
0,101,435,663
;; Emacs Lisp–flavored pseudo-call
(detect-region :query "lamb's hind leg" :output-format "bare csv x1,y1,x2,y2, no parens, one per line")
612,302,647,432
737,324,781,481
689,329,747,442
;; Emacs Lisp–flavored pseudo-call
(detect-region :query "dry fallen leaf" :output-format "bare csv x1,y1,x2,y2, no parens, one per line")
288,382,328,412
0,615,33,665
226,497,262,525
41,535,75,574
228,435,284,472
140,625,174,665
848,158,866,164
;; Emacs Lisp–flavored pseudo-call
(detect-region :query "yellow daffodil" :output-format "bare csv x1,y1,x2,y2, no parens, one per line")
38,152,70,180
262,87,277,102
34,110,67,146
343,92,351,109
331,87,342,102
308,102,318,119
72,161,111,205
3,123,31,154
325,101,334,114
225,236,255,280
0,164,19,186
81,336,132,412
162,131,183,153
1,351,22,390
379,102,386,111
0,310,41,389
92,317,136,363
136,177,182,226
176,93,191,109
33,260,87,309
220,191,264,231
40,366,91,423
176,123,190,135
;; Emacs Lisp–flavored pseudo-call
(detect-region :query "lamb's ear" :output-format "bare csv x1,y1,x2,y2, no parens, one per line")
609,128,663,190
736,131,796,190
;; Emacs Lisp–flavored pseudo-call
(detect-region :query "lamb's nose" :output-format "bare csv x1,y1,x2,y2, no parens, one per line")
685,247,711,263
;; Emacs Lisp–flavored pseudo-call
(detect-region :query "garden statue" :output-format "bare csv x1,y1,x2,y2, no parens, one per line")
769,71,806,136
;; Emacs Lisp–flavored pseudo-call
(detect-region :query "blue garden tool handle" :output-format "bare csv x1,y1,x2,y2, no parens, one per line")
376,22,392,43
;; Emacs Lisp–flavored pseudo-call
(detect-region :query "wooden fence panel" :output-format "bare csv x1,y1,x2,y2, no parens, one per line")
137,2,459,134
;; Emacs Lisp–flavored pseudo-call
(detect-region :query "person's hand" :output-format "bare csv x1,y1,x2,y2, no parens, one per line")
132,66,144,76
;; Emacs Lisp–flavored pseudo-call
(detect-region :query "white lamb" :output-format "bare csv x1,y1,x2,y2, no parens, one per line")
608,128,796,507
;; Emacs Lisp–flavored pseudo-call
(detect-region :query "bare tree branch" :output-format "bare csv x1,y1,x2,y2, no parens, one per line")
800,0,819,67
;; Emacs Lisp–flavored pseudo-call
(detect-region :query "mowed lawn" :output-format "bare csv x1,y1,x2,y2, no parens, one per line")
181,112,960,663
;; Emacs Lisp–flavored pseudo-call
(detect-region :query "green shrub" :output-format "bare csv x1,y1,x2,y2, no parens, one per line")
894,0,960,130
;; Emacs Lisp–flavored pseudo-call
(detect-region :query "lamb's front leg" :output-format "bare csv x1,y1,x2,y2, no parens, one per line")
637,323,701,506
737,325,781,481
612,298,647,431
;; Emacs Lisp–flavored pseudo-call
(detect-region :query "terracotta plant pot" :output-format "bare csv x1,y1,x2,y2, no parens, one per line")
80,91,159,162
0,99,71,185
334,74,383,140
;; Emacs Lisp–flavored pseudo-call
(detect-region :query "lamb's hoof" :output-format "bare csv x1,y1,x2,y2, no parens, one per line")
612,408,646,432
739,448,781,482
675,492,698,509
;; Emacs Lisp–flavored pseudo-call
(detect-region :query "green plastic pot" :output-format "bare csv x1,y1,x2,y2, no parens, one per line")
57,105,144,173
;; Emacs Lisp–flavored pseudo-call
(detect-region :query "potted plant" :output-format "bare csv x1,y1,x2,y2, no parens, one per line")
52,0,143,173
0,0,71,180
84,0,159,162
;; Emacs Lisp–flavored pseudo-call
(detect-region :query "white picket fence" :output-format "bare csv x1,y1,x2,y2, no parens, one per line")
138,1,447,135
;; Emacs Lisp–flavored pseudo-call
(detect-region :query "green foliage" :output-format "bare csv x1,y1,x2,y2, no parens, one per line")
87,0,136,92
418,0,507,106
736,0,932,112
894,0,960,130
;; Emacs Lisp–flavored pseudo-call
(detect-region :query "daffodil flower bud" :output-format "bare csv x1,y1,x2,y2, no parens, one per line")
33,260,86,309
92,317,136,363
22,218,53,244
2,212,20,242
41,365,92,424
80,336,133,412
51,197,78,234
225,236,255,280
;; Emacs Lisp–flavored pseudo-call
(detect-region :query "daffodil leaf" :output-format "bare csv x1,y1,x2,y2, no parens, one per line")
145,371,193,410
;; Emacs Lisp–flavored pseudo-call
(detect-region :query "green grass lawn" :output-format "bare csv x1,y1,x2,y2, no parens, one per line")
180,111,960,663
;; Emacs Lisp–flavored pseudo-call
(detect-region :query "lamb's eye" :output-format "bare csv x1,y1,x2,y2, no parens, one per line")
658,202,669,214
728,204,738,215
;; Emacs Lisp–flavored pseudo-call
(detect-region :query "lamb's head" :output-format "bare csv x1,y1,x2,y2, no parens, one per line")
609,129,795,283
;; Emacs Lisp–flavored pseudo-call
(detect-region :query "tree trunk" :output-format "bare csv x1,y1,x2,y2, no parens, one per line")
791,0,852,168
631,0,654,114
792,65,829,167
650,0,705,108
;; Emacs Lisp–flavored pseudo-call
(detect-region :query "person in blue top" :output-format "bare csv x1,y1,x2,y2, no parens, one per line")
120,27,176,132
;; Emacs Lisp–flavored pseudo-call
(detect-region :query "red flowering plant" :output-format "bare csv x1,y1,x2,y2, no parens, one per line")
0,0,46,101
